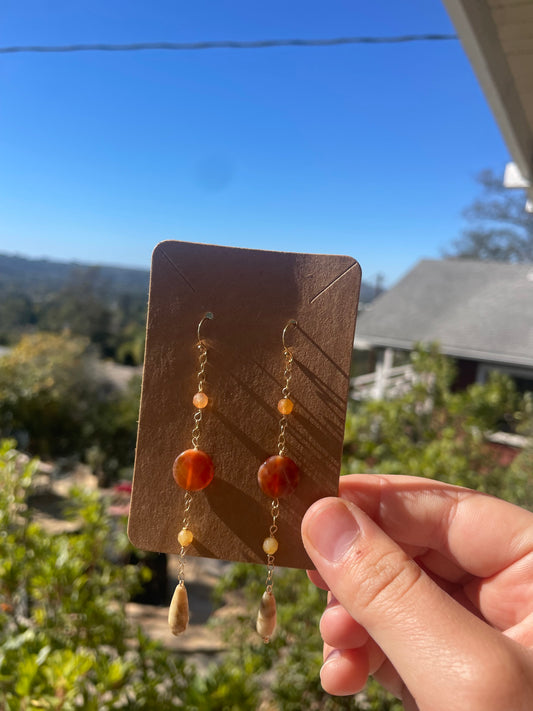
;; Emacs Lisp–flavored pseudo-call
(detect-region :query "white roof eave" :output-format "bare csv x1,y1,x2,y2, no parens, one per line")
355,333,533,368
442,0,533,203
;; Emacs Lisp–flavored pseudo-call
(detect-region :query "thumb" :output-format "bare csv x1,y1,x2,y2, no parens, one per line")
301,497,517,710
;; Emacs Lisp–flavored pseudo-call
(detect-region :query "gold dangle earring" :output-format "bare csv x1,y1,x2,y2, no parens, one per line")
256,319,300,643
168,311,214,636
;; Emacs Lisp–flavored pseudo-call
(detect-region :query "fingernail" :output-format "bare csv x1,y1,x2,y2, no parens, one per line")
303,499,360,563
323,648,341,667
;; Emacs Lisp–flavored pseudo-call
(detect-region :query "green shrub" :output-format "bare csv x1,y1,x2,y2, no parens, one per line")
0,333,140,484
3,342,532,710
0,440,200,709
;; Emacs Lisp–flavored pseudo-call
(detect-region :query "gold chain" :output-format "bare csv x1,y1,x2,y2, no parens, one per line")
191,342,207,449
177,491,192,584
277,348,293,456
265,498,279,593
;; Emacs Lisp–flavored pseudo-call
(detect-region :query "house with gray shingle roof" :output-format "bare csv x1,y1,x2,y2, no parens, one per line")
354,259,533,397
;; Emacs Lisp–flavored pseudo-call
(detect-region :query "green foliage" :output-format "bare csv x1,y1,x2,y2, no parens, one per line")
114,322,146,366
210,345,533,710
501,446,533,511
3,341,533,710
0,291,35,344
212,563,400,710
344,344,528,500
37,269,115,357
0,440,264,710
84,374,142,484
0,333,98,457
183,658,260,711
0,264,147,364
0,333,140,483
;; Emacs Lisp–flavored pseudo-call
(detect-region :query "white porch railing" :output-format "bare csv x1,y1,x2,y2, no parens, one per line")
351,364,416,400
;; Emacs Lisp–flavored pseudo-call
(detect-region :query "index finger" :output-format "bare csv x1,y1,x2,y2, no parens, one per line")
339,474,533,579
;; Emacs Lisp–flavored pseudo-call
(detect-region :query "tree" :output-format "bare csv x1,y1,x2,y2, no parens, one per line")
0,291,36,344
0,333,102,457
0,259,148,363
0,333,140,482
37,268,115,358
445,169,533,262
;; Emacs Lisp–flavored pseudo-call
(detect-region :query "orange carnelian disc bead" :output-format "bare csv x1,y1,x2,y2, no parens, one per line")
173,448,214,491
277,398,294,415
257,455,300,498
193,392,208,409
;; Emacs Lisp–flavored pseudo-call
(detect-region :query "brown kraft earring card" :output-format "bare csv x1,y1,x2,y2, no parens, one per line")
128,240,361,569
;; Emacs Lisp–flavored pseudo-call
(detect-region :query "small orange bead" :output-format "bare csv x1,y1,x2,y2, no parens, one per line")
257,455,300,498
173,449,214,491
277,398,294,415
193,391,208,409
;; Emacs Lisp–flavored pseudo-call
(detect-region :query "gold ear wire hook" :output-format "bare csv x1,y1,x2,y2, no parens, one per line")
282,319,297,352
197,312,214,344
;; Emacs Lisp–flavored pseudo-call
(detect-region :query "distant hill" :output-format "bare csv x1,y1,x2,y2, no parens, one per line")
0,253,150,297
0,252,380,303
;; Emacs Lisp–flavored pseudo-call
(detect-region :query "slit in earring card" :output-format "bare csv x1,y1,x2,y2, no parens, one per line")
128,240,362,570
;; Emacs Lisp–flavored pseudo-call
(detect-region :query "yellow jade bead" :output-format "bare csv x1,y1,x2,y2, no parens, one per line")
193,391,209,409
178,528,194,547
277,398,294,415
263,536,279,555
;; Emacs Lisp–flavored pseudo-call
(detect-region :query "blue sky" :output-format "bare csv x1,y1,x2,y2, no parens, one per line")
0,1,510,286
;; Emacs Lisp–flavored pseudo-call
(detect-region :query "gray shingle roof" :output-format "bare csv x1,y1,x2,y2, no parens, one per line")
355,259,533,366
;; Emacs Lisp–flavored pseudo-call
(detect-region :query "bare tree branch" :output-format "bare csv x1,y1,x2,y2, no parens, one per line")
444,169,533,262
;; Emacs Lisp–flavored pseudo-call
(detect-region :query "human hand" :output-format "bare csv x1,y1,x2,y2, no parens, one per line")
301,475,533,711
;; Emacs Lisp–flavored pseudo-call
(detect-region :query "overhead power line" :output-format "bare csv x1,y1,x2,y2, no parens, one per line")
0,34,458,55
